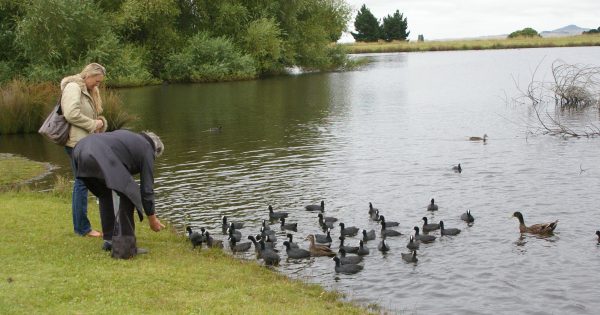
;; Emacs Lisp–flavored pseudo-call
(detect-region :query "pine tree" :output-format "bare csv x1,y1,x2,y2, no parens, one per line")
351,4,381,42
382,10,410,41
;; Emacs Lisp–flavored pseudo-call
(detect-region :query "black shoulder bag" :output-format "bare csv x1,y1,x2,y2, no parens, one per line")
111,192,138,259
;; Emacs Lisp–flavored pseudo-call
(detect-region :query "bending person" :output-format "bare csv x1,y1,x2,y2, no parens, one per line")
73,129,165,253
61,63,108,237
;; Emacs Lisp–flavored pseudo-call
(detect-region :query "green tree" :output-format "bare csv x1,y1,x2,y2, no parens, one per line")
116,0,181,76
0,1,26,81
351,4,381,42
382,10,409,41
244,18,283,74
582,27,600,35
15,0,110,68
508,27,540,38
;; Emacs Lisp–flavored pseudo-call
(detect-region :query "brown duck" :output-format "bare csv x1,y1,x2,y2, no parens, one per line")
512,211,558,235
307,234,335,257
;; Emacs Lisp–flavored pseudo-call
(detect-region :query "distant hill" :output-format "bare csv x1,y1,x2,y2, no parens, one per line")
540,25,590,37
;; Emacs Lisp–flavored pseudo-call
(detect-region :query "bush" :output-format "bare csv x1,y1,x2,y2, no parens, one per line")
165,32,256,82
508,27,540,38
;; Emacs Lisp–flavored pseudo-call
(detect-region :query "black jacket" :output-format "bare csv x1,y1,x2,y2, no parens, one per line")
74,130,156,220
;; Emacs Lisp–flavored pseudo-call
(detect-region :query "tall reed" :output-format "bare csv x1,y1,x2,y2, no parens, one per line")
101,89,137,131
0,79,135,135
0,80,57,135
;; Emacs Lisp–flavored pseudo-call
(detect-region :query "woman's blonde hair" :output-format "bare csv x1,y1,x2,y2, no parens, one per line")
79,63,106,113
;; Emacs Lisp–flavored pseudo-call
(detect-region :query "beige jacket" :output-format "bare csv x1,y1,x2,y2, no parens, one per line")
60,75,107,148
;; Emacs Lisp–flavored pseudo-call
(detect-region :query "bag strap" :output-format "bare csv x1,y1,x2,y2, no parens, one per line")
56,94,64,115
112,190,134,236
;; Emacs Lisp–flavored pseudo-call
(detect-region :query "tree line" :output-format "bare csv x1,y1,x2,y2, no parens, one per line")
351,4,409,42
0,0,352,86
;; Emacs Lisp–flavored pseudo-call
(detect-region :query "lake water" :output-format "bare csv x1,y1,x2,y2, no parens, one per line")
4,47,600,314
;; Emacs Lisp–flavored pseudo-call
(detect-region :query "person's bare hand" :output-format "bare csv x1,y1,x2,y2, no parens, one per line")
148,214,165,232
95,119,104,131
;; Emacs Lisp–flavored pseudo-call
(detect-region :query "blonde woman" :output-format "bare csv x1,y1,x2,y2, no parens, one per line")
61,63,108,237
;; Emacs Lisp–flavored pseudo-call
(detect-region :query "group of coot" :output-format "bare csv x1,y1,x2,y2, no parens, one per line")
185,198,476,275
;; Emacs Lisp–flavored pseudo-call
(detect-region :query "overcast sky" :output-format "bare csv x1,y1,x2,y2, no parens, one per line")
341,0,600,41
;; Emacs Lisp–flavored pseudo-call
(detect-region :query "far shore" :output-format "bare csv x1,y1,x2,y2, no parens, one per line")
340,34,600,54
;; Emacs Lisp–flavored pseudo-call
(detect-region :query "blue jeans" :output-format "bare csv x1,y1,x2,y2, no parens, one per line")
65,147,91,236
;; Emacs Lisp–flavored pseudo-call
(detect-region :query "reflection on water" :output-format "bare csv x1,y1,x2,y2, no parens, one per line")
4,47,600,314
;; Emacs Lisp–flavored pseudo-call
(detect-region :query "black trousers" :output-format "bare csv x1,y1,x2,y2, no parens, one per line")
81,178,136,241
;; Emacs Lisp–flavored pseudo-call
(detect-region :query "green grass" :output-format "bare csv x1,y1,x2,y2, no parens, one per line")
0,161,371,314
0,154,50,188
341,34,600,54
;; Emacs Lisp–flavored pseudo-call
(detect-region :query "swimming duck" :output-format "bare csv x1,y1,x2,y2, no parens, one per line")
268,205,288,220
307,235,336,257
401,250,418,263
283,241,311,259
512,211,558,235
209,126,222,133
427,198,439,211
378,239,390,252
286,233,300,249
261,219,271,231
318,213,335,229
422,217,440,233
406,235,420,251
248,235,262,255
380,221,402,237
337,248,363,264
413,226,436,243
452,163,462,173
229,237,252,252
469,134,488,142
461,210,475,223
255,234,277,251
186,226,203,248
204,231,223,249
305,200,325,211
439,220,461,236
315,229,333,244
370,209,381,221
333,256,363,275
318,212,338,223
279,217,298,231
259,240,280,266
362,229,376,242
260,226,276,241
368,202,379,216
339,236,359,253
357,240,370,256
222,215,244,231
227,224,242,242
379,215,399,228
339,222,359,237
